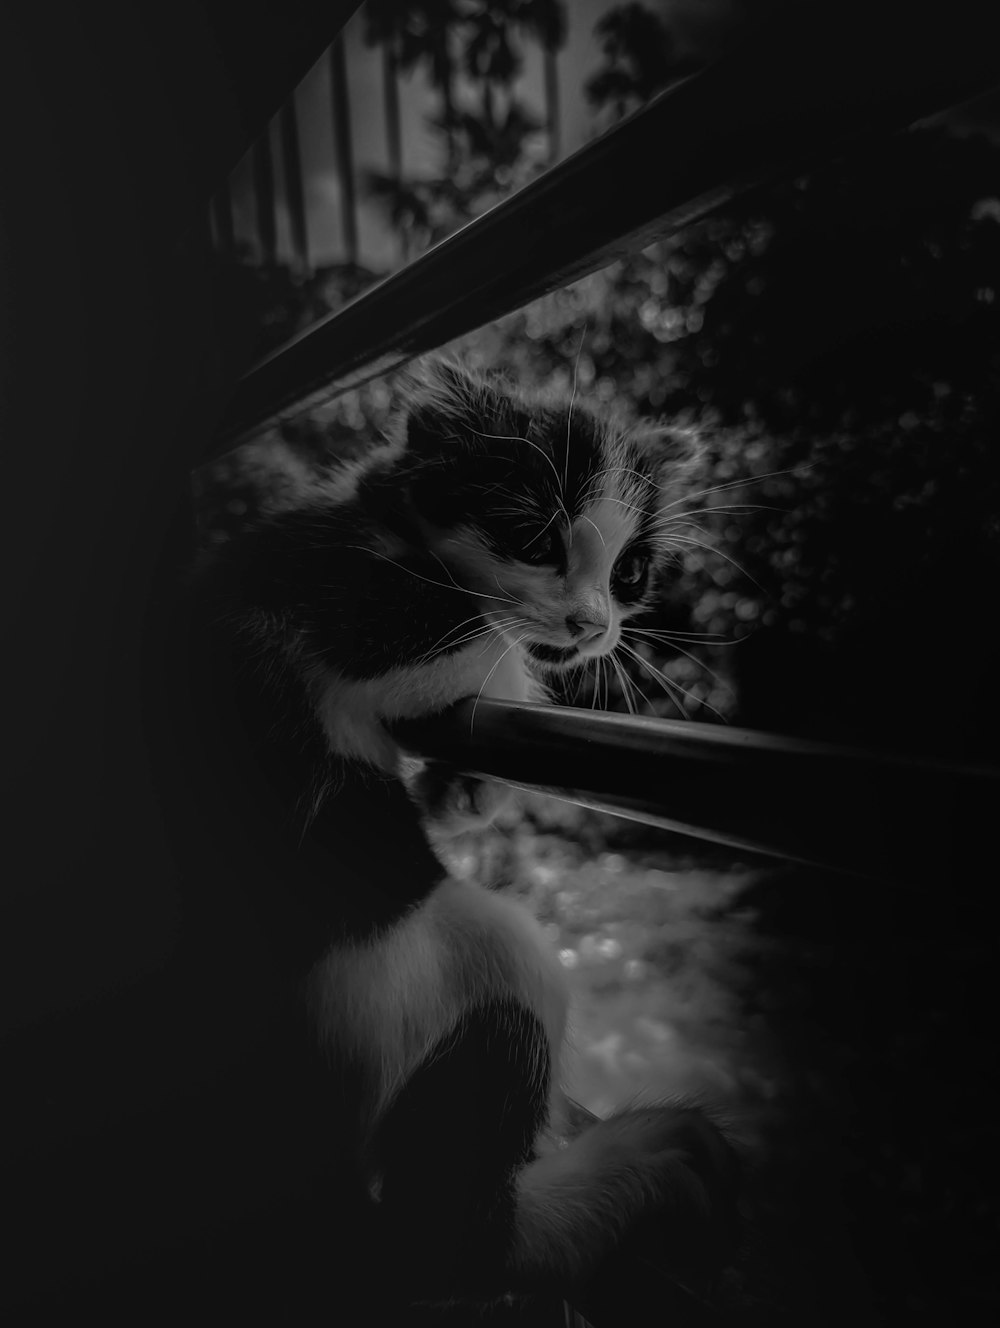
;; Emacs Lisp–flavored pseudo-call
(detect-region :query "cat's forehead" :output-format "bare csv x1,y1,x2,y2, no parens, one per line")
568,490,644,568
496,401,657,516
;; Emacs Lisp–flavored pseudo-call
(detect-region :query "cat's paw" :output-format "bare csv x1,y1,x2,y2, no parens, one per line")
409,764,515,838
627,1105,743,1278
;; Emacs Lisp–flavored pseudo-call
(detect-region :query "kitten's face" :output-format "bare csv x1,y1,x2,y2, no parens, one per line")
403,362,697,673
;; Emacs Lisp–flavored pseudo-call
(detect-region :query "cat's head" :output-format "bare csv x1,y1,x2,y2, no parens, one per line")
397,358,702,672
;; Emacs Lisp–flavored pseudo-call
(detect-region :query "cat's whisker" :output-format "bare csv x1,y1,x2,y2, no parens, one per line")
489,505,538,519
418,615,527,667
579,514,606,549
659,548,687,568
649,514,710,534
614,647,655,715
414,611,495,665
520,437,573,530
650,522,741,552
429,549,521,606
617,641,729,724
651,516,707,534
655,465,808,517
493,574,522,604
469,629,533,733
564,323,587,499
654,533,766,592
346,545,518,605
622,629,735,695
616,640,691,719
486,613,532,639
467,426,572,524
579,455,659,509
462,617,533,663
523,508,564,549
581,464,658,506
485,618,533,654
567,662,589,707
417,624,501,669
466,428,534,446
588,658,599,711
658,502,783,521
625,626,738,644
596,494,654,519
608,650,636,716
591,462,657,485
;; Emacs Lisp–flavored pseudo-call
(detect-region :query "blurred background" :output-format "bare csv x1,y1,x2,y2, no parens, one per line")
197,2,1000,1319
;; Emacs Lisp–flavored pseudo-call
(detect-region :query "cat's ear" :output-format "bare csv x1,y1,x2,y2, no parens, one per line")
634,422,706,488
400,358,506,459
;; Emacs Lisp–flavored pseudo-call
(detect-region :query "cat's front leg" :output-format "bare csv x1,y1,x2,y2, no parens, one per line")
403,643,542,839
406,760,516,839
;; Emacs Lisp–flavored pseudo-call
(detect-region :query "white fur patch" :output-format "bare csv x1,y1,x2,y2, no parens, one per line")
564,488,639,652
313,628,547,770
511,1105,730,1282
306,878,570,1137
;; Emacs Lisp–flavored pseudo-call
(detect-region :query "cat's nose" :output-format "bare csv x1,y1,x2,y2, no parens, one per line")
566,616,607,644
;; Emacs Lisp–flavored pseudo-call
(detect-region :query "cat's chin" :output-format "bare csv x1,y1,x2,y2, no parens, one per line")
524,637,623,672
523,640,605,672
523,640,579,669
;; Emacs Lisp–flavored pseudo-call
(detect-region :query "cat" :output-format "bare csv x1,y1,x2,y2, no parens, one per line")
193,358,741,1310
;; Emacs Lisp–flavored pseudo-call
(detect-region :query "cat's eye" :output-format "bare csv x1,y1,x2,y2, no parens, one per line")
612,550,650,600
615,552,648,585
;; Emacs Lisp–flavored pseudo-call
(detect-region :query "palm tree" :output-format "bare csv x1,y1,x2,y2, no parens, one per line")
396,1,463,174
586,2,700,125
364,2,564,258
457,2,567,164
516,0,566,163
363,0,404,187
362,1,464,259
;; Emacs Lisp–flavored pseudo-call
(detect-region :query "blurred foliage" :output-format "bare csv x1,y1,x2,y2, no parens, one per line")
586,1,702,127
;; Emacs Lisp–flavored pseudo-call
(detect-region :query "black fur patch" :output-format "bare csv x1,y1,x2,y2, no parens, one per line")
190,546,447,963
525,641,578,665
404,366,652,565
217,502,491,680
372,998,550,1301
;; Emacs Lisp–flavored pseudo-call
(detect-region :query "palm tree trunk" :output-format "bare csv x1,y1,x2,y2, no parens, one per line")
329,31,358,266
433,30,457,175
279,97,310,275
252,129,278,266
